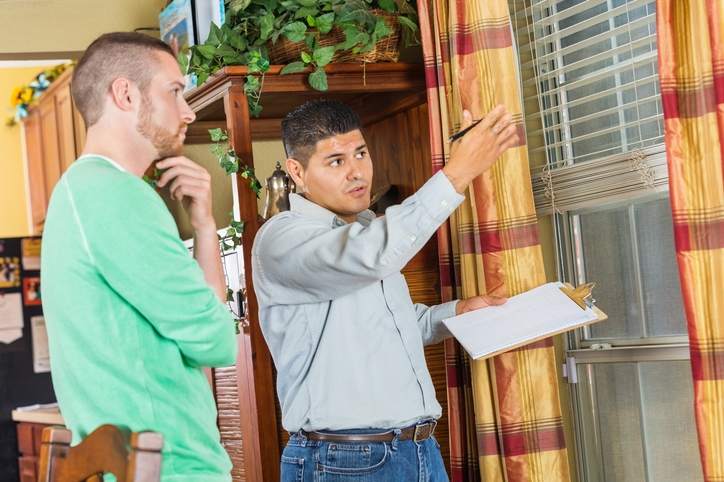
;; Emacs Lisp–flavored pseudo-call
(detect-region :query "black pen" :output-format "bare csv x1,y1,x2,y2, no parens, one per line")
448,118,483,142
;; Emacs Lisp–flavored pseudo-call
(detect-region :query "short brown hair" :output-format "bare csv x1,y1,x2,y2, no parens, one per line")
281,99,362,166
71,32,175,127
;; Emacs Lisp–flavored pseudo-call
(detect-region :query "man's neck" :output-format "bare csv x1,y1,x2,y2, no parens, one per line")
299,193,359,224
81,123,153,178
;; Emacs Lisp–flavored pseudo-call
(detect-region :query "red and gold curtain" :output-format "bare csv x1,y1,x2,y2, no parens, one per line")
418,1,571,481
656,1,724,480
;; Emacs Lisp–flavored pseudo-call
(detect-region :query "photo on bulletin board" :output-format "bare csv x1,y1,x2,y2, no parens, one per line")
0,257,20,288
31,316,50,373
23,277,41,306
21,238,41,271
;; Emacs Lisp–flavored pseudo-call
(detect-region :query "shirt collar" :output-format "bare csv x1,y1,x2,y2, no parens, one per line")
289,193,376,227
76,154,127,172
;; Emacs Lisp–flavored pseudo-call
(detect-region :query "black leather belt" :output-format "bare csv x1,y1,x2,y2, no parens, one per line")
301,420,437,443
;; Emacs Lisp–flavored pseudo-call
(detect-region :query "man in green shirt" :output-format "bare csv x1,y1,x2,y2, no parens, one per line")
41,32,237,481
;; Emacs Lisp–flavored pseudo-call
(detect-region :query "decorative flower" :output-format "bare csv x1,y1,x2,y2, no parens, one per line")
19,87,33,104
13,104,28,123
5,62,73,128
10,86,23,106
29,73,50,92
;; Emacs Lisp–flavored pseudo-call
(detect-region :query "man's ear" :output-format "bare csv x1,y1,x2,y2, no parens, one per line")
108,77,138,113
285,158,305,190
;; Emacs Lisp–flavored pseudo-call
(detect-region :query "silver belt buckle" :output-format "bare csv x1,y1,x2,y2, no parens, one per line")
413,420,437,443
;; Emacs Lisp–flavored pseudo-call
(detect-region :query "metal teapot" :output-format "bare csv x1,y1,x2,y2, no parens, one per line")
262,161,295,219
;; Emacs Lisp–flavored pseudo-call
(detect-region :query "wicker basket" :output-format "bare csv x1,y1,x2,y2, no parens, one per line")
268,10,401,65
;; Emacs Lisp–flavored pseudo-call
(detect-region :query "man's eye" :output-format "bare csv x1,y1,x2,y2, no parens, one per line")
355,151,367,159
330,159,342,167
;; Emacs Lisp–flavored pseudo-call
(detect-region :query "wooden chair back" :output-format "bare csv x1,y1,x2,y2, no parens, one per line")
37,424,163,482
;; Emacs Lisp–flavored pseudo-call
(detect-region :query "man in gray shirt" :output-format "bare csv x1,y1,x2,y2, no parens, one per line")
252,99,518,481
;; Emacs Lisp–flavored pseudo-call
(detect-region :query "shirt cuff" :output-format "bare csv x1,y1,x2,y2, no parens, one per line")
415,171,465,224
428,300,460,344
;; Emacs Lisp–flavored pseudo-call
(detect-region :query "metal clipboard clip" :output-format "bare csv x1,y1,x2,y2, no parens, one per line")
559,282,597,310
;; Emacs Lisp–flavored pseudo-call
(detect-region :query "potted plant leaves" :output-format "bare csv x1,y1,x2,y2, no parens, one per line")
184,0,419,116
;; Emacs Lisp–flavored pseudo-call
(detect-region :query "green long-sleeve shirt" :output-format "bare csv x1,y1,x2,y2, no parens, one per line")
41,155,237,482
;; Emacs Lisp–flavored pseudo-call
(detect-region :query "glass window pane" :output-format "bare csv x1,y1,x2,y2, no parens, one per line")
577,208,643,338
574,196,686,340
639,361,703,481
634,198,687,335
578,362,646,482
576,361,703,482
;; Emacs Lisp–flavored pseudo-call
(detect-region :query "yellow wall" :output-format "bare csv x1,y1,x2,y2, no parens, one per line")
0,0,167,57
0,66,51,238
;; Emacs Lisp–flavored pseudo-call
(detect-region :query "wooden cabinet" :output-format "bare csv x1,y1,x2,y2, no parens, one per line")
55,83,77,173
21,68,85,234
16,422,54,482
23,110,48,233
18,456,37,482
38,99,62,206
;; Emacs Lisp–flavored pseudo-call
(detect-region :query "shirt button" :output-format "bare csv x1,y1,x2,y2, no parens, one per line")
410,235,417,242
441,200,448,208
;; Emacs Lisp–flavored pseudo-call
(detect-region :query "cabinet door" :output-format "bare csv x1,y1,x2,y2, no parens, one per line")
55,83,77,172
18,456,37,482
23,110,48,233
39,99,62,204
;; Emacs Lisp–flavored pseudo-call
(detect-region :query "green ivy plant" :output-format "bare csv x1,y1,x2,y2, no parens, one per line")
208,127,262,333
184,0,419,117
208,127,262,196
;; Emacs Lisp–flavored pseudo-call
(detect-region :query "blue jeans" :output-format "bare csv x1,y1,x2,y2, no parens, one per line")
280,428,449,482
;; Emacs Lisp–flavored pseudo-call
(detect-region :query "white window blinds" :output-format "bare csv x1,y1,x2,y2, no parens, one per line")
511,0,663,167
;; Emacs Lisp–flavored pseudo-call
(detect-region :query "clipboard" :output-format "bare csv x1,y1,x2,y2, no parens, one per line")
442,281,608,360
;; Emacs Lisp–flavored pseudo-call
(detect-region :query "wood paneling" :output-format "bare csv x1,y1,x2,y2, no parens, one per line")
23,110,47,233
55,83,76,172
214,366,246,481
39,100,61,205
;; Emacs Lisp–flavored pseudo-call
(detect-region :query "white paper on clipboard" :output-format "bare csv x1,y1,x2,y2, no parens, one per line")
443,282,604,360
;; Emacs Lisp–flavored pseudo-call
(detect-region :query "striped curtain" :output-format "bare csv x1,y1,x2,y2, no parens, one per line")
418,1,571,481
656,1,724,480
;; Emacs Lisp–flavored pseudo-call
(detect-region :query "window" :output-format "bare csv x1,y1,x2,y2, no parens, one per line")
510,1,703,480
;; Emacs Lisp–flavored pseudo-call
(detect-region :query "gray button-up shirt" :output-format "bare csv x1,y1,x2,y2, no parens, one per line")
252,171,465,432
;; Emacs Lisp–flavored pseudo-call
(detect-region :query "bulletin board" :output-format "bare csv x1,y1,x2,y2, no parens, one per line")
0,237,55,482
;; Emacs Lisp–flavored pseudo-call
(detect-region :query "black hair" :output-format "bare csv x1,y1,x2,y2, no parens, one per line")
281,99,362,165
